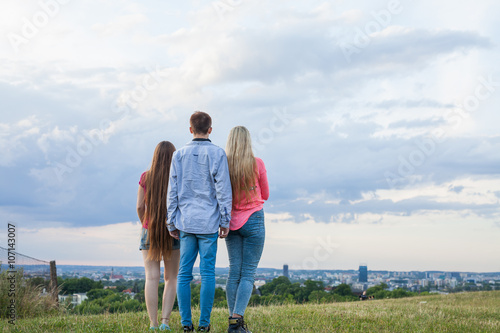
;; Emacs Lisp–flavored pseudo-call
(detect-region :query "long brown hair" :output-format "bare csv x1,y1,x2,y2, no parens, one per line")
225,126,258,204
144,141,176,261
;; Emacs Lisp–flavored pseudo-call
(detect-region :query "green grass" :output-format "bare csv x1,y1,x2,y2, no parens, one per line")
2,291,499,332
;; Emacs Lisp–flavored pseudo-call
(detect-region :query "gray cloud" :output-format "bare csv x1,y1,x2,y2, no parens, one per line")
449,185,465,194
373,99,454,109
0,1,498,231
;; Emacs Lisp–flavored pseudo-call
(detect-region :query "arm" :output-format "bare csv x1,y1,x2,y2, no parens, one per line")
136,186,146,224
258,158,270,201
167,153,179,238
214,151,233,234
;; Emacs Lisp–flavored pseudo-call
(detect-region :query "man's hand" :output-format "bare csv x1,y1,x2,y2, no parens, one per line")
169,230,180,240
219,227,229,238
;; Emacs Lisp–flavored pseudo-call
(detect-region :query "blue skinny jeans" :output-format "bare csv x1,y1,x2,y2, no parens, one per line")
225,209,265,316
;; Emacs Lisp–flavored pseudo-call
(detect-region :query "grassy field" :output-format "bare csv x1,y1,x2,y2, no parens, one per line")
2,291,499,332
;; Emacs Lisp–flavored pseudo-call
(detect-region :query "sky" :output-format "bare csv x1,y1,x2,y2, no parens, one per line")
0,0,499,272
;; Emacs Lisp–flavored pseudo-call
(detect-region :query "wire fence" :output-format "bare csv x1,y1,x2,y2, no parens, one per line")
0,246,51,279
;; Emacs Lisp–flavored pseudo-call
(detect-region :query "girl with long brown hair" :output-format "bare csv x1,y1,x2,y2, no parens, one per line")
137,141,180,331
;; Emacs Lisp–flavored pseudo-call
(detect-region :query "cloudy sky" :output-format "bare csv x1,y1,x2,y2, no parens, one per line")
1,0,499,272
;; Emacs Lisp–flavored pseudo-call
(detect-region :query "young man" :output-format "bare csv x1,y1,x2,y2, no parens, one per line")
167,111,232,332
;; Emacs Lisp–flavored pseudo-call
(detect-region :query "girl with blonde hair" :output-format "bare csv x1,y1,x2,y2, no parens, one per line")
137,141,180,331
224,126,269,333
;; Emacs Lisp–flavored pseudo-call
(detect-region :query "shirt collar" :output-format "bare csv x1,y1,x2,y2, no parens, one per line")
192,138,211,142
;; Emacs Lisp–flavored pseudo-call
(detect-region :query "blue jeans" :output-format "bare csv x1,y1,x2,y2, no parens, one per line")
225,209,265,316
177,231,218,327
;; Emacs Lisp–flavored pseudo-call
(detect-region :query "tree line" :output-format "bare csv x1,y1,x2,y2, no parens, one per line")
45,275,428,315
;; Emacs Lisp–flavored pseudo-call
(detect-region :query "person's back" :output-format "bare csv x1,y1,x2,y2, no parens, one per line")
169,140,231,234
223,126,269,333
136,141,180,331
167,111,232,332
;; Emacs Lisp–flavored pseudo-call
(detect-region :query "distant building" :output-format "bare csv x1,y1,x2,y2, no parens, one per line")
359,265,368,283
283,264,289,279
110,267,124,282
58,295,71,303
122,289,136,297
58,293,88,306
254,279,266,289
71,293,88,306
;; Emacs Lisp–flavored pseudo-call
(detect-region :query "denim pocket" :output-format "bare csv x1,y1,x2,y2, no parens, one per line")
243,209,265,236
139,228,150,250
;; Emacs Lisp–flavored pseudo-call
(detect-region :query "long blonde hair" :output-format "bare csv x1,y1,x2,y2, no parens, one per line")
144,141,176,261
225,126,258,204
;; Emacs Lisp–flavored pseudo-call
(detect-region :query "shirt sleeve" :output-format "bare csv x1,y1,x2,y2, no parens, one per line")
166,153,179,232
257,158,269,201
214,151,233,228
139,172,147,189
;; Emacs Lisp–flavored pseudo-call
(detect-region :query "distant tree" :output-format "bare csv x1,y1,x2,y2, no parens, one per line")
372,289,391,299
93,280,104,289
308,290,331,303
192,284,201,305
77,277,95,293
132,280,139,293
214,287,227,308
391,288,413,298
304,280,324,293
60,277,102,295
367,283,388,295
259,276,291,296
28,277,50,290
332,284,353,297
86,289,114,301
75,301,103,315
248,294,261,306
115,284,127,292
134,290,145,303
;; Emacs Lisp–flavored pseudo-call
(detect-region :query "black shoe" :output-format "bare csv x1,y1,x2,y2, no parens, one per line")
198,325,210,332
183,324,195,332
228,317,251,333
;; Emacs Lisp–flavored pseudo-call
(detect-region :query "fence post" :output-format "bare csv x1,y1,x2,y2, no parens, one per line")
50,260,58,305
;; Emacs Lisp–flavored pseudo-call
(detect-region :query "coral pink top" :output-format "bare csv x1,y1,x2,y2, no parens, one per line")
139,172,149,229
230,157,269,230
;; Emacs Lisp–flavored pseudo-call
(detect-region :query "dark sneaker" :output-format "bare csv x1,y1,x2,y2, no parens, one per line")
183,324,195,332
228,317,251,333
198,325,210,332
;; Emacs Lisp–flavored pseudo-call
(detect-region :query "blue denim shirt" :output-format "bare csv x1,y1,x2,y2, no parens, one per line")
167,139,232,234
